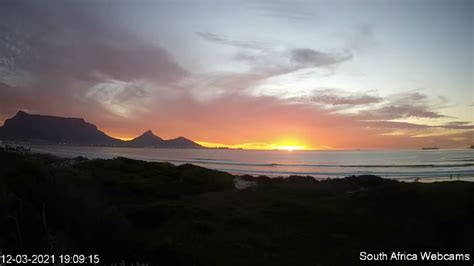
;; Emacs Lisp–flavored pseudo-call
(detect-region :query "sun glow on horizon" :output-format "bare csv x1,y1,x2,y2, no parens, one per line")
113,136,134,141
196,139,312,151
275,145,305,152
108,131,331,150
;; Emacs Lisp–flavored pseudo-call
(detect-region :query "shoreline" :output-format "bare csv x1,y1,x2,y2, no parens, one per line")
3,143,474,183
26,144,474,183
2,140,473,152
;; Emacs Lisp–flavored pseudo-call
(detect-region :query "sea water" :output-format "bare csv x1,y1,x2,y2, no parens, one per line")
28,145,474,181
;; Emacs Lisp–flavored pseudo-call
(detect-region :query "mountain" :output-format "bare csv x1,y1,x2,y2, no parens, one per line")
160,136,204,149
0,111,122,146
0,111,204,149
128,130,203,149
128,130,163,147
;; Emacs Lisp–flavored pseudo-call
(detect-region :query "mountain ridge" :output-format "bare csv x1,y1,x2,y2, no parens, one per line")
0,111,203,149
127,130,164,147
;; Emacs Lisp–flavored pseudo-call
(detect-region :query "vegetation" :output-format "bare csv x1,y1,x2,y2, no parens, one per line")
0,150,472,265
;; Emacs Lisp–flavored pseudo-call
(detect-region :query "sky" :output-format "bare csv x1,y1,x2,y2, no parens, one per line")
0,0,472,150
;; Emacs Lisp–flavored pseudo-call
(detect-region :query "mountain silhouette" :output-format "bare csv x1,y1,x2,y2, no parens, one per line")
128,130,163,147
0,111,203,149
128,130,202,148
160,136,204,149
0,111,122,145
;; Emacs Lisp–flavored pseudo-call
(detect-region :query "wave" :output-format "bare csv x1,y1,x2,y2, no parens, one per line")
29,146,474,179
193,158,219,161
173,158,474,168
31,147,474,169
445,159,474,162
214,167,474,178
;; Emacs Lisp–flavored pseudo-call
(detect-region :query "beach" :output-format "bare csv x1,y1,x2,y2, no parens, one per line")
26,144,474,182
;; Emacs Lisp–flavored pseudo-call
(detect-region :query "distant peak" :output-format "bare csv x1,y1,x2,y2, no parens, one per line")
169,136,193,142
16,110,29,116
134,130,162,140
128,129,163,145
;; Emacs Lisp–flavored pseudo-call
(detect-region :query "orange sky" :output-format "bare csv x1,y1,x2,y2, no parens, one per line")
86,93,472,150
0,1,472,150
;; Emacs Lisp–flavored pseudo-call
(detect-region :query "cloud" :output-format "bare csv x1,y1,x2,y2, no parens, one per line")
0,1,471,149
196,32,269,50
0,0,187,120
117,89,472,149
243,48,352,76
314,94,381,106
302,89,382,106
198,31,352,76
290,48,352,68
0,2,187,84
348,24,377,53
374,105,444,119
193,34,353,100
443,121,470,126
441,121,474,129
359,92,445,120
245,1,316,21
363,120,430,129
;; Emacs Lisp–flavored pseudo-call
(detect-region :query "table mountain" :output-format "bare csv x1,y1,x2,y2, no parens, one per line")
0,111,203,149
0,111,122,146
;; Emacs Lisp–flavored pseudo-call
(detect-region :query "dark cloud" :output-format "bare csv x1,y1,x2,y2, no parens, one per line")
196,32,269,50
0,1,187,84
290,48,352,68
444,121,470,126
0,82,112,123
358,92,445,120
86,81,151,106
308,90,382,106
234,48,351,81
198,32,351,76
287,89,382,108
0,0,187,120
194,36,353,99
391,92,427,103
374,105,444,119
315,94,381,106
290,90,454,123
363,120,429,129
441,121,474,129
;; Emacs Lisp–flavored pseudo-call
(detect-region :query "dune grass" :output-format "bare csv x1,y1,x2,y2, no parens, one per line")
0,150,472,265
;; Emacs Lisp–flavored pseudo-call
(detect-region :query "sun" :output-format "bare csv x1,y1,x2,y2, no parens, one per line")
196,138,310,151
276,145,304,152
272,137,307,151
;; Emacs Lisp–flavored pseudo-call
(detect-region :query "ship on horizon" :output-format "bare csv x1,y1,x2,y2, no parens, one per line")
422,146,440,150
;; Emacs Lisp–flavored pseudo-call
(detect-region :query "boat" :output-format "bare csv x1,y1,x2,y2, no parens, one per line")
422,147,439,150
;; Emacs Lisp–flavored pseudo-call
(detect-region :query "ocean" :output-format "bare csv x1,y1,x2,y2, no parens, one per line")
26,145,474,182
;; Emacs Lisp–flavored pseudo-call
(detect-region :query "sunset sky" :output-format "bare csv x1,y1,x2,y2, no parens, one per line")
0,0,472,150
